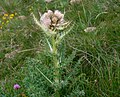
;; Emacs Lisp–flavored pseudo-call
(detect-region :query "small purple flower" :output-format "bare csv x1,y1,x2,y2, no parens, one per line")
14,84,20,90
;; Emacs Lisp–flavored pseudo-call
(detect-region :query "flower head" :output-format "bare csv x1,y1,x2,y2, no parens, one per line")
10,14,14,17
9,13,15,19
4,13,9,17
2,16,6,20
14,84,20,90
0,26,2,29
40,10,65,30
54,10,64,19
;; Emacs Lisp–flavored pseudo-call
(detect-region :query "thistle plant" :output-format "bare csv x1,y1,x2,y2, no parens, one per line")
32,10,73,95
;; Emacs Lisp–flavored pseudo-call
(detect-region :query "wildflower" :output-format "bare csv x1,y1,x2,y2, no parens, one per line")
6,20,9,23
10,14,14,17
33,9,72,37
40,10,65,30
8,14,14,19
45,0,52,3
14,84,20,90
70,0,82,4
2,22,4,25
2,16,6,20
9,16,13,19
84,27,96,32
4,13,9,17
0,26,2,29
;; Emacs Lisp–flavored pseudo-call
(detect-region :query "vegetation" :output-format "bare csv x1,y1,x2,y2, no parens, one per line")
0,0,120,97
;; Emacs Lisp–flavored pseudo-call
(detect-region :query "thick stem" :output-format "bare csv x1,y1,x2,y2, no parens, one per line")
52,35,60,85
52,35,60,97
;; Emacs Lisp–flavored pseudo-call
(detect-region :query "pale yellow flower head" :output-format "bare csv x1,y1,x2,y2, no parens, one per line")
40,10,65,30
10,14,14,17
4,14,9,17
2,16,6,20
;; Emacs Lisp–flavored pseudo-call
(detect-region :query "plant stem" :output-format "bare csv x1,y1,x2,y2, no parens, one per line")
52,35,60,86
51,35,60,97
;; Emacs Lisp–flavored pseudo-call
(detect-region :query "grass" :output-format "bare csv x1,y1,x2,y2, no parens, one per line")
0,0,120,97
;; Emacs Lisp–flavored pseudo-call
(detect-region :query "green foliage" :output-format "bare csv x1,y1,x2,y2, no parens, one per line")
24,50,86,96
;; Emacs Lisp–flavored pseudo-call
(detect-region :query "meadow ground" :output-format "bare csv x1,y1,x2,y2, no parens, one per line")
0,0,120,97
